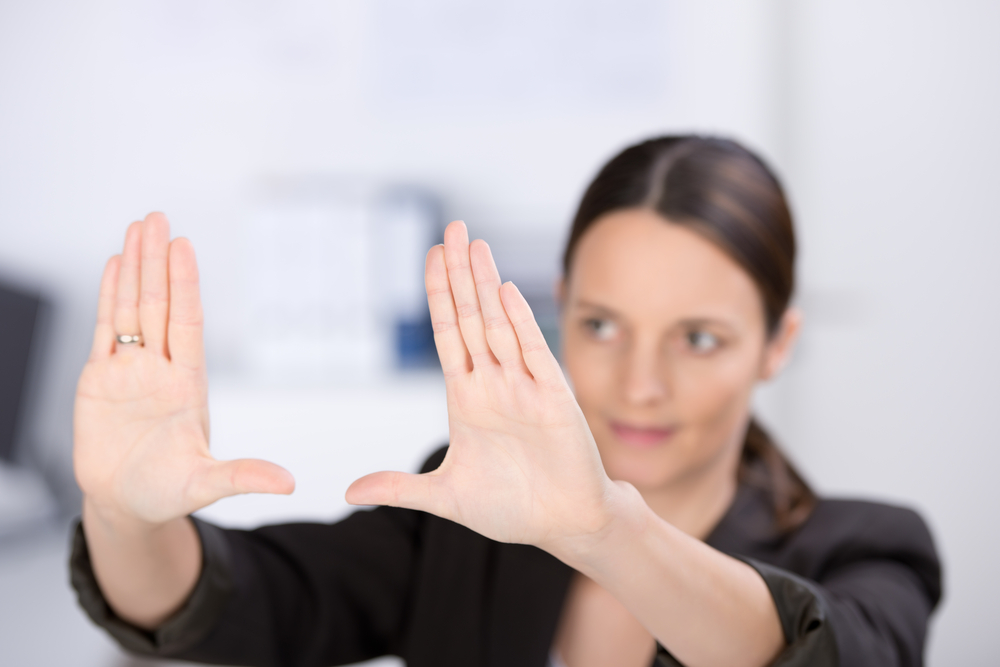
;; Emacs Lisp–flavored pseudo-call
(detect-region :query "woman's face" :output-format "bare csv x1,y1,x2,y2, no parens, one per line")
561,208,794,493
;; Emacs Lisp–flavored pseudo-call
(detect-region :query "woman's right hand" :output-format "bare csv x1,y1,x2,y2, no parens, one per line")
74,213,294,528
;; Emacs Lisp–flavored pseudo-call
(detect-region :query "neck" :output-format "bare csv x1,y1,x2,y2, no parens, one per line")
638,450,741,540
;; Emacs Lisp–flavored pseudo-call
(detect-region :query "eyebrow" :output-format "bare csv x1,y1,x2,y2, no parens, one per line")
574,299,620,317
572,299,740,332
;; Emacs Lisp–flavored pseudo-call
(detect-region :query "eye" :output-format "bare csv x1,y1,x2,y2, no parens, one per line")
583,317,619,342
686,329,720,353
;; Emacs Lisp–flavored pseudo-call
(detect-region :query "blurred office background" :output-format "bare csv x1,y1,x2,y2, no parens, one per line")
1,1,998,665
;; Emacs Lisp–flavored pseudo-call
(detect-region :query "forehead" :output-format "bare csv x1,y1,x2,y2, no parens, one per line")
568,208,764,327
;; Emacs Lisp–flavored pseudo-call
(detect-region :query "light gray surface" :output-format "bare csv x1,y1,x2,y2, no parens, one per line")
0,522,130,667
0,463,57,538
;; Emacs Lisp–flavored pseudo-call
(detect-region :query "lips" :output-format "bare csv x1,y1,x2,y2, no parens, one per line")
610,421,676,448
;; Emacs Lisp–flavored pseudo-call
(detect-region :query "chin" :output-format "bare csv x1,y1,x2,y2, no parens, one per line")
598,445,680,491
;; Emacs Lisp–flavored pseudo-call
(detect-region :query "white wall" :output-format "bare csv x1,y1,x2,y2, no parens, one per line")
0,0,780,492
762,3,1000,665
1,1,997,665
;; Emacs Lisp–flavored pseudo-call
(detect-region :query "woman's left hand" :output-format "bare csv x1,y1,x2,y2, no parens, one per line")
347,221,629,559
348,221,788,667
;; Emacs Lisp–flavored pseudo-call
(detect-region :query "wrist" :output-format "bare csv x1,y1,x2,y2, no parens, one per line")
80,496,203,631
82,495,177,539
551,480,654,575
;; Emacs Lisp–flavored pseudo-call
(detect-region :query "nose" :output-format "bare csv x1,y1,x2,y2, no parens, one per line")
622,337,669,406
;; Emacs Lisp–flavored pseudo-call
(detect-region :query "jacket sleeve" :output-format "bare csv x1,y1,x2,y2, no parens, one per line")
70,506,426,667
651,560,837,667
70,515,236,657
749,503,939,667
70,449,449,667
804,504,941,667
654,502,941,667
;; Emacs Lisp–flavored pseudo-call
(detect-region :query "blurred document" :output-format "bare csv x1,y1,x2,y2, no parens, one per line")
245,183,439,380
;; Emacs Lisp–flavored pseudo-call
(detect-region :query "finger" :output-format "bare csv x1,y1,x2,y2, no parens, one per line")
139,212,171,357
193,458,295,507
345,470,451,518
470,240,528,373
89,256,121,362
113,222,143,352
443,221,494,367
501,282,565,387
167,238,206,370
426,244,472,377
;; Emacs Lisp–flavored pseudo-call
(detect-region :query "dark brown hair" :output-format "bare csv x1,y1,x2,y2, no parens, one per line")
562,135,816,533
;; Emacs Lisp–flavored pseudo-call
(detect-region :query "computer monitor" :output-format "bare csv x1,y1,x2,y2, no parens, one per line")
0,281,41,463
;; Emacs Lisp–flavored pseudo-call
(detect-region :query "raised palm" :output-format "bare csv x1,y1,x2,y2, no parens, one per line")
347,222,616,555
74,214,293,525
76,215,612,554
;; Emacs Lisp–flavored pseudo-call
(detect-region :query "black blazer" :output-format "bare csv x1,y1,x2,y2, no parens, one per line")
71,447,941,667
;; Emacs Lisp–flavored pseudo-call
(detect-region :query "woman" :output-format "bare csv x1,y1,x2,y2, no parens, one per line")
70,136,940,667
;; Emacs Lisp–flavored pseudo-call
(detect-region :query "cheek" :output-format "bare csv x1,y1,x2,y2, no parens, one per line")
561,333,615,417
673,352,759,436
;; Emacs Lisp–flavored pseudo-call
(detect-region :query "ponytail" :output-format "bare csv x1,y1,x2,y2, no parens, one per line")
738,417,817,533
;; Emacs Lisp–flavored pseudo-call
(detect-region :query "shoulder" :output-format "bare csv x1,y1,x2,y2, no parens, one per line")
789,497,942,604
803,498,936,560
809,497,931,536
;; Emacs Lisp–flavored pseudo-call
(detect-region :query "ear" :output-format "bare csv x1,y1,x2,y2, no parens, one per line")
554,276,566,308
760,307,802,381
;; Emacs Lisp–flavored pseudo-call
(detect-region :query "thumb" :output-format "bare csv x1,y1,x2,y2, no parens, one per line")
346,470,448,517
192,458,296,507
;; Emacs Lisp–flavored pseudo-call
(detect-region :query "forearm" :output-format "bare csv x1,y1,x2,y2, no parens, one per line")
560,483,784,667
82,497,202,630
